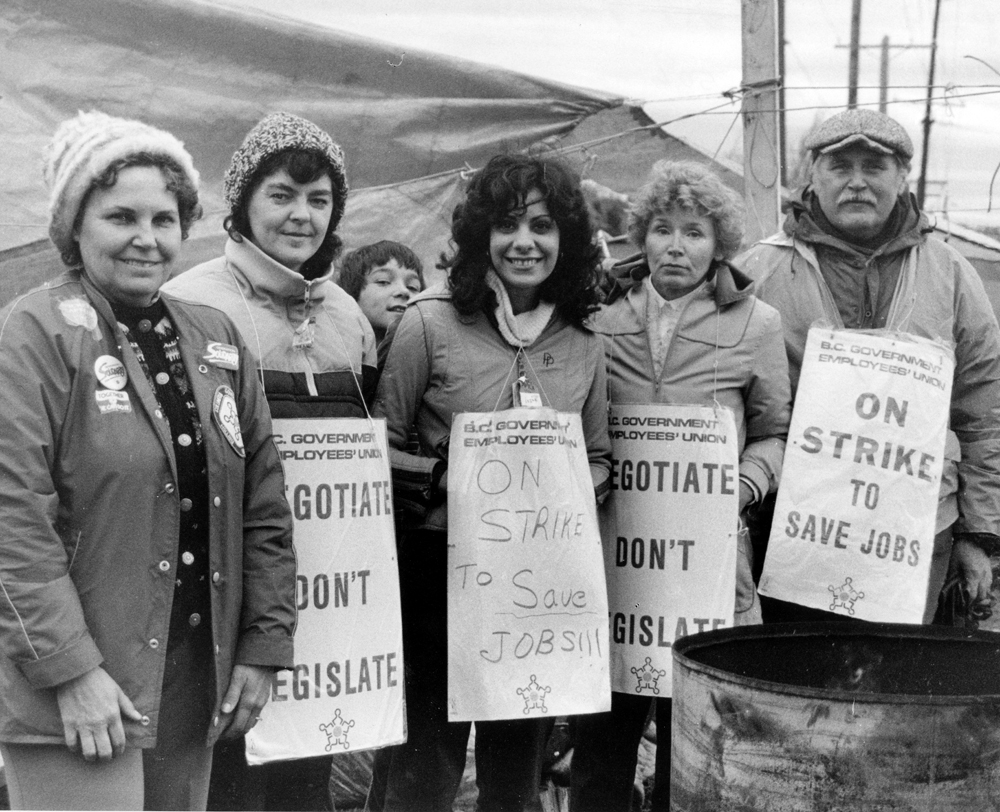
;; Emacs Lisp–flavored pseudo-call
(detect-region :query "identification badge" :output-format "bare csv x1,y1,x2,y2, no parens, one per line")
96,389,131,414
94,355,127,390
213,385,245,457
513,376,543,409
204,342,239,370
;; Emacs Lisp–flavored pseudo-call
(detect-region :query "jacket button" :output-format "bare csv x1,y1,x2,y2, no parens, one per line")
140,715,150,726
149,638,159,649
189,613,201,627
158,560,170,572
165,483,175,494
213,497,221,507
178,433,192,447
138,319,153,333
215,644,221,656
212,571,221,584
199,364,209,374
180,498,193,512
155,372,169,386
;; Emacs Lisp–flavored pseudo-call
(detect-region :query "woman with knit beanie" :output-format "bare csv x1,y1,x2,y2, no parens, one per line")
0,111,296,810
370,153,612,812
164,113,376,810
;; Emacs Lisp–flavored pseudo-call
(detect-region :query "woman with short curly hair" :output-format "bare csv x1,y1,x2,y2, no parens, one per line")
572,160,792,812
371,153,611,812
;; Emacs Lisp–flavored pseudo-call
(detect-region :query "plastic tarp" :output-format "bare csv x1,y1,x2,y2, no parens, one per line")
0,0,621,255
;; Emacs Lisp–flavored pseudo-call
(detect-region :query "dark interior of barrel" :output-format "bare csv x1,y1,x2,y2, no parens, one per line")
689,631,1000,696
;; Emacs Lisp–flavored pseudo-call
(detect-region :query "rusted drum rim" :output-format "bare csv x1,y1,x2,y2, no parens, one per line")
673,622,1000,706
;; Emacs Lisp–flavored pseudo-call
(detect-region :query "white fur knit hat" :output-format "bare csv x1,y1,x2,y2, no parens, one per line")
45,110,200,259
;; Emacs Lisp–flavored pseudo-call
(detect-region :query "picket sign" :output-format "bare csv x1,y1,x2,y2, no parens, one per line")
447,408,610,722
759,328,953,622
601,403,738,697
246,418,405,764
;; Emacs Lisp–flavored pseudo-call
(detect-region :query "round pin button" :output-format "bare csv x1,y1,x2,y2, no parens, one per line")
93,355,127,390
138,319,153,333
155,372,169,385
198,364,209,374
180,498,193,512
149,638,159,649
189,613,201,627
165,483,175,494
158,560,170,572
178,434,192,447
182,551,195,565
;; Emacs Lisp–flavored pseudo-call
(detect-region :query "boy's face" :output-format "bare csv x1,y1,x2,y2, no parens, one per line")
357,258,423,336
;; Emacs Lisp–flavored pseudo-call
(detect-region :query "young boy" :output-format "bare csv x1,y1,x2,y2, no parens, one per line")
340,240,426,343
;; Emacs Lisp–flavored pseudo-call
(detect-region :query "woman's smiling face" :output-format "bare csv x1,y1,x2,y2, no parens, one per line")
489,189,560,314
75,165,182,307
246,168,334,272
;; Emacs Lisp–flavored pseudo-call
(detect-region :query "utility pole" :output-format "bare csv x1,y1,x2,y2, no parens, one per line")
847,0,862,108
917,0,943,210
741,0,782,246
777,0,787,188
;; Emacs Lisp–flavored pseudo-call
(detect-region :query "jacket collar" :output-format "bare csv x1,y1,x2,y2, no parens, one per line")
224,235,334,304
604,253,755,308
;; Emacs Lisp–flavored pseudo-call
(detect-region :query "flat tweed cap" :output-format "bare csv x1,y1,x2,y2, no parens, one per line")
46,110,200,259
224,112,348,229
805,109,914,161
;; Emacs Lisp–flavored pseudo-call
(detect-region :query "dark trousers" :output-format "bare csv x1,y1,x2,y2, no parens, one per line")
207,740,333,811
571,693,671,812
368,529,549,812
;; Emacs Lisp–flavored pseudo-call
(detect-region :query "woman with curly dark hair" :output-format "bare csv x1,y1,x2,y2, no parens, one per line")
370,153,611,812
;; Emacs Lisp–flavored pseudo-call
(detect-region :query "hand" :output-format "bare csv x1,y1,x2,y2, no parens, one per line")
210,664,275,743
952,538,993,605
56,667,142,761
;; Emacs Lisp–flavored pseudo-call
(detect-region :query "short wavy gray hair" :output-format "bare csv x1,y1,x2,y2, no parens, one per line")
628,160,745,260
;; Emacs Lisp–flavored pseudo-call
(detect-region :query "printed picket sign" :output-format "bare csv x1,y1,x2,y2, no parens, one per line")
602,403,739,697
246,418,405,764
759,328,953,622
447,408,610,721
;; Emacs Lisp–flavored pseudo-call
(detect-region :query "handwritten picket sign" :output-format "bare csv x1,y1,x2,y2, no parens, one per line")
601,404,738,697
246,418,405,764
447,408,610,721
759,328,953,622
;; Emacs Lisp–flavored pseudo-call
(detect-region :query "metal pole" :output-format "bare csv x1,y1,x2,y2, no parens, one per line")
879,35,889,113
917,0,942,210
847,0,862,108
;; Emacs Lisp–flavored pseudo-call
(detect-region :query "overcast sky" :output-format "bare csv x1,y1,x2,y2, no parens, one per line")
201,0,1000,229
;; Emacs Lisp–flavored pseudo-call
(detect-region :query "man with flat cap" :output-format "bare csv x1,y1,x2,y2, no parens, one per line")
740,107,1000,624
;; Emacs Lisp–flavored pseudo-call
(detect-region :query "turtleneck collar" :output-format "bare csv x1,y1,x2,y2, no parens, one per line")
225,234,335,303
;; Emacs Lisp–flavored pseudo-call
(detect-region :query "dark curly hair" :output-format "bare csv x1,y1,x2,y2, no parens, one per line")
225,148,344,279
441,154,601,326
65,152,202,268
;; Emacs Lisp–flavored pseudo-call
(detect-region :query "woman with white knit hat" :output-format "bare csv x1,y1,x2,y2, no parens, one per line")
0,111,296,810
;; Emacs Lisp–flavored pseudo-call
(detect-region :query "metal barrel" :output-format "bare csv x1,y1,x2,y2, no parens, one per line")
671,622,1000,811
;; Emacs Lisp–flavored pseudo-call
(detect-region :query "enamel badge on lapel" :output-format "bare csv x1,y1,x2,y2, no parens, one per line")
213,385,245,457
204,342,239,370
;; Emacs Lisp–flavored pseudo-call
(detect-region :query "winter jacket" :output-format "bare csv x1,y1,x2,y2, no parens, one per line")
738,196,1000,539
0,269,295,746
164,236,378,419
373,287,612,531
590,258,791,502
